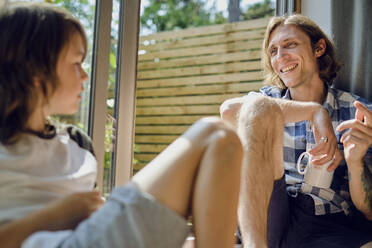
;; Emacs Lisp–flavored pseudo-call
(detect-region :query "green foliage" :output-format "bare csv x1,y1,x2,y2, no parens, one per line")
53,0,94,29
213,11,226,25
141,0,225,32
242,0,274,20
104,117,114,170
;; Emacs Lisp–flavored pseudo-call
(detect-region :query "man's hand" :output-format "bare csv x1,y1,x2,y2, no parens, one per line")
336,101,372,166
336,101,372,218
310,106,342,171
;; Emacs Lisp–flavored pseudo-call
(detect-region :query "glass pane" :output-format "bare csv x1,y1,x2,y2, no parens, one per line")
134,0,275,173
102,0,121,195
53,0,96,133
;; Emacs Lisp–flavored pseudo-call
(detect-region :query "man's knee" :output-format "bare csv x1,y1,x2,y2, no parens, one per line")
238,95,283,132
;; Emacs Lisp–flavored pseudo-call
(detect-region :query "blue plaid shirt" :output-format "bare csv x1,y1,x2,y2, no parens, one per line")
256,85,372,216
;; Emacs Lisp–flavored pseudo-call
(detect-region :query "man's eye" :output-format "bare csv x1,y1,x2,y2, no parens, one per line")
287,42,297,47
269,48,277,56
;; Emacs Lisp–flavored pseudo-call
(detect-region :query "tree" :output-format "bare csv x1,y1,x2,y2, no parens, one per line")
141,0,225,33
228,0,240,23
242,0,274,20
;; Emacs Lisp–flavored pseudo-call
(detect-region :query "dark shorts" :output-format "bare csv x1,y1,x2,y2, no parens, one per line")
267,176,372,248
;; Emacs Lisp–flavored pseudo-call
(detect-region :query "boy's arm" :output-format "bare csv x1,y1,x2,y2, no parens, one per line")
0,191,103,248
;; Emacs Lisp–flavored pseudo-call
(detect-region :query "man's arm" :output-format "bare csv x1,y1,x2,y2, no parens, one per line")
337,101,372,219
221,94,331,125
220,94,341,167
0,191,103,248
224,94,341,248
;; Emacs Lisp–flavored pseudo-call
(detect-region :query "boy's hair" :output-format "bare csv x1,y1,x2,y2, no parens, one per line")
262,14,340,89
0,2,87,144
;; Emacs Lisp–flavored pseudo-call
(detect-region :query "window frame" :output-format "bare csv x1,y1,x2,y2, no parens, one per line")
89,0,141,191
111,0,141,186
88,0,112,191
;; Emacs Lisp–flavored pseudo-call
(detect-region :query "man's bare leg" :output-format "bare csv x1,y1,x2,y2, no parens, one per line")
133,117,243,248
237,95,285,248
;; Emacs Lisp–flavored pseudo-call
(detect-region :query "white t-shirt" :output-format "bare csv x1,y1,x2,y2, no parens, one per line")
0,125,97,224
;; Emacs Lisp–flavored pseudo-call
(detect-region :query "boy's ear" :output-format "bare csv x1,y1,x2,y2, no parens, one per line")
315,38,326,58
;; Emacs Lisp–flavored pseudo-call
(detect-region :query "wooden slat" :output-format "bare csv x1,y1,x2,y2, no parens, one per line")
135,135,178,143
137,72,263,88
137,61,261,80
136,105,219,116
136,82,263,97
133,162,148,171
134,153,158,162
136,144,168,153
137,50,261,70
136,94,241,106
139,39,262,61
139,18,269,42
109,75,262,103
135,125,189,135
139,29,265,52
135,115,207,124
134,19,268,171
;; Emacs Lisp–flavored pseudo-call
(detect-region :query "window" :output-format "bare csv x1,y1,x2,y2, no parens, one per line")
134,0,276,173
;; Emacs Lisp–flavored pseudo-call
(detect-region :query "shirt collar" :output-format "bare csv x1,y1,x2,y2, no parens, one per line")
282,88,291,100
322,87,339,118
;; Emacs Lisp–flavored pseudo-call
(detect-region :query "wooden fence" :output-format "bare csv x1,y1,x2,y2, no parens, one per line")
134,17,269,170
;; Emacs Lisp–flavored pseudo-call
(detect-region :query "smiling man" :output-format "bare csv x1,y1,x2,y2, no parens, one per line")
220,14,372,248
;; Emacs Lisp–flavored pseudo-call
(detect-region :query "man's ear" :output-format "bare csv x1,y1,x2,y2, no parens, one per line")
32,76,42,88
315,38,326,57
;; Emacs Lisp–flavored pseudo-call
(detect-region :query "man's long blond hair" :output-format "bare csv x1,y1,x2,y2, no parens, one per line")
262,14,340,88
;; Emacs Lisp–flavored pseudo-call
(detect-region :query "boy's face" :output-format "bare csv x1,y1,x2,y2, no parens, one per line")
267,24,324,89
48,32,88,115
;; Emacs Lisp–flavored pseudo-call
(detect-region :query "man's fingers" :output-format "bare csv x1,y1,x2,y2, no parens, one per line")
310,136,338,167
355,108,364,122
310,132,336,156
342,132,369,148
311,154,333,165
354,101,372,126
337,119,372,136
309,141,328,155
340,128,369,143
327,150,343,171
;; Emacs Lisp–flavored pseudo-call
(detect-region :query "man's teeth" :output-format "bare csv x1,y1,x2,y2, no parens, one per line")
281,64,297,73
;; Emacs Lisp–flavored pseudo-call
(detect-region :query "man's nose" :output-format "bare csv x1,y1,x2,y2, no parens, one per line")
276,47,288,61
